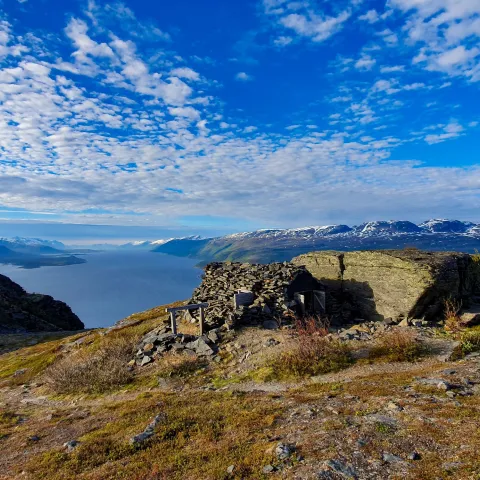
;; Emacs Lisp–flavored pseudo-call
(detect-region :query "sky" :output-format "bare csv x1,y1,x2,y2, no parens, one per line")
0,0,479,242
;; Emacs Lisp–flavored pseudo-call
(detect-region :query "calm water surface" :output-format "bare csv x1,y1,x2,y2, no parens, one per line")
0,251,202,328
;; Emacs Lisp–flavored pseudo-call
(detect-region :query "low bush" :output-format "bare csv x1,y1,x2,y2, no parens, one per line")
294,315,330,337
45,333,135,394
369,329,426,362
449,326,480,360
269,318,352,378
443,297,463,332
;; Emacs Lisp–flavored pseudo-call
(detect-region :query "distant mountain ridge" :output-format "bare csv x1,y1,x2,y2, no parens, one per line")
0,237,85,269
0,237,65,250
151,219,480,263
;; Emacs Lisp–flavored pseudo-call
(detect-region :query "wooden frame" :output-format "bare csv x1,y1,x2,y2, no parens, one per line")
166,303,209,336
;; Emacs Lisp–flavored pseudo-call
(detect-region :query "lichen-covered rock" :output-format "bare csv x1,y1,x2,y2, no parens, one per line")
293,250,480,322
0,274,84,332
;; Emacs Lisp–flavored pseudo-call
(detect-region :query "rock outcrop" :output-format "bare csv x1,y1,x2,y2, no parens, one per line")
132,320,222,366
187,262,324,328
293,250,480,323
0,274,84,332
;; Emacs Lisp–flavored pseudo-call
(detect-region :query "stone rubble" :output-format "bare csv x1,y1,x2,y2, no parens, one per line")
187,261,322,328
132,321,223,366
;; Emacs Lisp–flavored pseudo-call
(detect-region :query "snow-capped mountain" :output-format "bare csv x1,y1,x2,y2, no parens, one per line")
152,219,480,263
419,219,477,234
225,225,352,240
352,221,423,236
0,237,65,249
0,237,85,268
122,236,204,249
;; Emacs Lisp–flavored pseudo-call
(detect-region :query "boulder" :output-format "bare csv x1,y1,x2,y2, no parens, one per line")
293,250,480,322
460,305,480,327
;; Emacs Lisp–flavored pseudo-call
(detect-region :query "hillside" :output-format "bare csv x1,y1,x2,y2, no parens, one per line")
152,219,480,263
1,296,479,479
0,274,84,333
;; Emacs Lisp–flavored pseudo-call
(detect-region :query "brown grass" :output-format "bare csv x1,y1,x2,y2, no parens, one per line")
294,315,330,337
369,329,427,362
443,297,463,332
44,333,136,394
155,353,208,378
24,391,283,480
269,317,352,378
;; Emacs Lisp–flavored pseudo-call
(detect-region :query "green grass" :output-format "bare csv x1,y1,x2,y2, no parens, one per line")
449,326,480,360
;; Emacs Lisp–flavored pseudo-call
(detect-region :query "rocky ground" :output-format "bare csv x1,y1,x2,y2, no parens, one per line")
0,302,479,479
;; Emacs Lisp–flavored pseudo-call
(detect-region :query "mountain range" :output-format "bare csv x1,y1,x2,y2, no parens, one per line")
0,237,86,269
149,219,480,263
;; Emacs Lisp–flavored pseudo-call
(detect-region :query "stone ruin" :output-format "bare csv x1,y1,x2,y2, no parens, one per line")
132,261,325,366
133,250,480,366
185,261,326,329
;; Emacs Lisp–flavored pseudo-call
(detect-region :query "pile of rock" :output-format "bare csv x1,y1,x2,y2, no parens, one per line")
132,322,221,366
187,261,320,328
336,318,431,342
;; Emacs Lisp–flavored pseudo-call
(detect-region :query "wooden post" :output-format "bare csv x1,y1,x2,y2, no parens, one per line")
166,303,208,336
199,307,205,336
170,311,177,334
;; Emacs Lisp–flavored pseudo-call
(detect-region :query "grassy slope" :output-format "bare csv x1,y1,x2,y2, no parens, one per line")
0,305,480,479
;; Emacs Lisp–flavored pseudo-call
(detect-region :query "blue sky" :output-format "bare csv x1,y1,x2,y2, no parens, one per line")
0,0,479,241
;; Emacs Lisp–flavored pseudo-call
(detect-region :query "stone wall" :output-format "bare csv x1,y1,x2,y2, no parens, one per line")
292,250,480,323
187,262,324,328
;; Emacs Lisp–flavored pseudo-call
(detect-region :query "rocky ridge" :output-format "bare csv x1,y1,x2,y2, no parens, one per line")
0,273,84,332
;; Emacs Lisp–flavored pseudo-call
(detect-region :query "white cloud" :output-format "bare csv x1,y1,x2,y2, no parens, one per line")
377,28,398,45
358,9,379,24
263,0,351,43
235,71,253,81
380,65,405,73
355,54,376,70
170,67,200,81
389,0,480,81
273,36,293,46
435,46,479,69
168,106,200,121
0,0,478,228
424,121,464,144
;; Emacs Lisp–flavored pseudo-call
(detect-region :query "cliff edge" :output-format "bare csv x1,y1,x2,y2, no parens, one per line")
0,274,84,332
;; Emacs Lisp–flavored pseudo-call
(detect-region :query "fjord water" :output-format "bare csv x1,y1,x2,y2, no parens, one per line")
0,251,202,328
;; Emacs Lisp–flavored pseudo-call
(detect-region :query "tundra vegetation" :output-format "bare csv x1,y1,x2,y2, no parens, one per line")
1,301,480,479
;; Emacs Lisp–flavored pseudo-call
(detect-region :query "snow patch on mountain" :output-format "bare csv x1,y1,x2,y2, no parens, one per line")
224,225,352,240
353,221,423,236
419,219,476,234
0,237,65,249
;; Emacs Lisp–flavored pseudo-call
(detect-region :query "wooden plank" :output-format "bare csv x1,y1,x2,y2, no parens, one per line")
166,303,208,313
199,307,205,336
